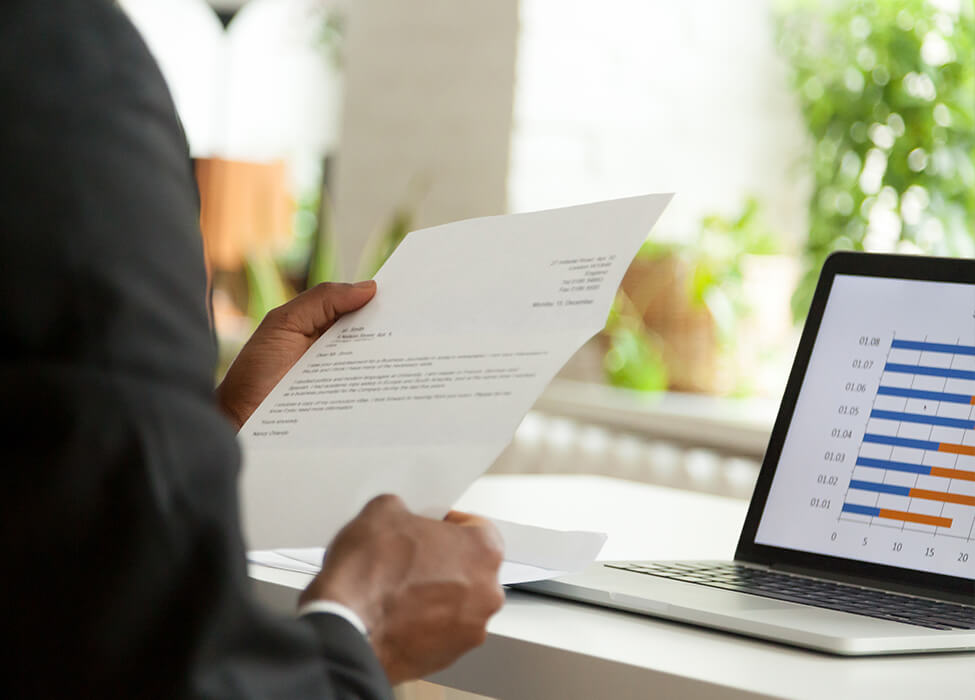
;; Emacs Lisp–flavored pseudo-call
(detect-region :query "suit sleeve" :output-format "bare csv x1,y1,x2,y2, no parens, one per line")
0,2,391,698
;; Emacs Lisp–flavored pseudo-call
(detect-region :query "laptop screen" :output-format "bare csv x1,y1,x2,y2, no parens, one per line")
754,272,975,582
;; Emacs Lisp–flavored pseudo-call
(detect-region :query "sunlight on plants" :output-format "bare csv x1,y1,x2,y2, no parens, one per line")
777,0,975,317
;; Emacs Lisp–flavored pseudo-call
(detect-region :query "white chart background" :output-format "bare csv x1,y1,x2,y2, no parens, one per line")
756,274,975,580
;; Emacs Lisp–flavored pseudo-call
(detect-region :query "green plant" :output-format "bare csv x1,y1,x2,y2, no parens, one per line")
680,198,781,347
244,184,334,325
776,0,975,318
604,198,782,394
244,254,293,324
305,190,340,287
318,9,346,70
244,193,415,328
356,205,414,279
603,294,668,392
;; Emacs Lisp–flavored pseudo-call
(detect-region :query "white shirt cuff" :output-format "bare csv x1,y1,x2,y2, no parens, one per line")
296,600,369,637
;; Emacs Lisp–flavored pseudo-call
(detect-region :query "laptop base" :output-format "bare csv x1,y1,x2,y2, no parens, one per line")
516,561,975,656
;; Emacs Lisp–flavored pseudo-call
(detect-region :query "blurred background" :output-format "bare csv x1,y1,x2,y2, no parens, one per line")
120,0,974,499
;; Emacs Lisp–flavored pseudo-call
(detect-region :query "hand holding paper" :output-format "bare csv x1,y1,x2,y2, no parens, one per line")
217,281,378,430
298,495,505,684
240,194,672,554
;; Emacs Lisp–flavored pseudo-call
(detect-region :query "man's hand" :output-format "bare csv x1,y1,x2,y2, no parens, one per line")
300,495,505,685
215,281,377,430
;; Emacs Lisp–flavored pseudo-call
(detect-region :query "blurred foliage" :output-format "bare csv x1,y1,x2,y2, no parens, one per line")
677,198,780,348
274,187,325,282
776,0,975,318
306,191,340,287
244,187,413,327
634,198,780,341
241,7,348,324
603,293,669,392
318,9,346,70
356,206,415,279
604,198,781,392
244,254,293,325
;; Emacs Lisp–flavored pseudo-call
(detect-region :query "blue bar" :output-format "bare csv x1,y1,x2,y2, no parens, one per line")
877,385,973,405
892,339,975,356
849,479,911,496
870,409,975,430
862,433,939,451
855,456,932,476
884,362,975,381
842,503,881,517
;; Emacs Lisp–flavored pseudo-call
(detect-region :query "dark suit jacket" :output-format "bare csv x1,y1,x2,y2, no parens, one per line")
0,1,391,697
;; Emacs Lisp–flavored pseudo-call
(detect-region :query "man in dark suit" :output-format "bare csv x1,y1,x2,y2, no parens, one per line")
0,1,504,697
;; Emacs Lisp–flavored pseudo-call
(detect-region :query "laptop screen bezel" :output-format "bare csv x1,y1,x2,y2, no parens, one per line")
735,251,975,601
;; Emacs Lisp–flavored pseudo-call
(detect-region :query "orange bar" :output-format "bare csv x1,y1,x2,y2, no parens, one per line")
877,508,952,528
970,396,975,405
908,487,975,507
937,442,975,457
930,466,975,483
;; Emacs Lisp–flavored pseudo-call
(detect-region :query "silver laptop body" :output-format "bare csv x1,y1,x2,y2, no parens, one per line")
518,253,975,655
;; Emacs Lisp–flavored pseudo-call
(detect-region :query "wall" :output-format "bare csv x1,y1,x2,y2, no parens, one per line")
331,0,520,279
509,0,810,245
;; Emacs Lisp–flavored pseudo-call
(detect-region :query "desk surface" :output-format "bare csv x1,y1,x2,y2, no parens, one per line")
249,475,975,700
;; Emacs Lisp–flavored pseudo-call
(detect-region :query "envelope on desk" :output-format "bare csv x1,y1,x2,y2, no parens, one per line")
250,519,608,586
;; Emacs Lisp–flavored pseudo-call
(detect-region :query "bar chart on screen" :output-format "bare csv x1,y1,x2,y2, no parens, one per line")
755,274,975,578
841,338,975,550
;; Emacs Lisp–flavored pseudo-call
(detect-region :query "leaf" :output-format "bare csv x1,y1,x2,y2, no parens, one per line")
306,191,340,286
245,256,293,327
603,324,668,392
775,0,975,320
357,207,414,279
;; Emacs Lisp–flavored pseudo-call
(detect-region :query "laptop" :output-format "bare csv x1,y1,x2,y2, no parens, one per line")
517,251,975,655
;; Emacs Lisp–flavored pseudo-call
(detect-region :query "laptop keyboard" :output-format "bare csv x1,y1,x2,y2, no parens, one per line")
605,561,975,631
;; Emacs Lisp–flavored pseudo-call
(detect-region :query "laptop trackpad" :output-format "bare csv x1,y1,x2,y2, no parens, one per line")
610,590,783,613
606,577,791,613
739,607,912,634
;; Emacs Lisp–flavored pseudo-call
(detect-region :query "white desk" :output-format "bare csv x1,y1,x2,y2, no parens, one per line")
249,475,975,699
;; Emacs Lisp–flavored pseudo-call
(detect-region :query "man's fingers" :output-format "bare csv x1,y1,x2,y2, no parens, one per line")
363,493,408,515
443,510,483,526
445,511,504,561
266,281,377,337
